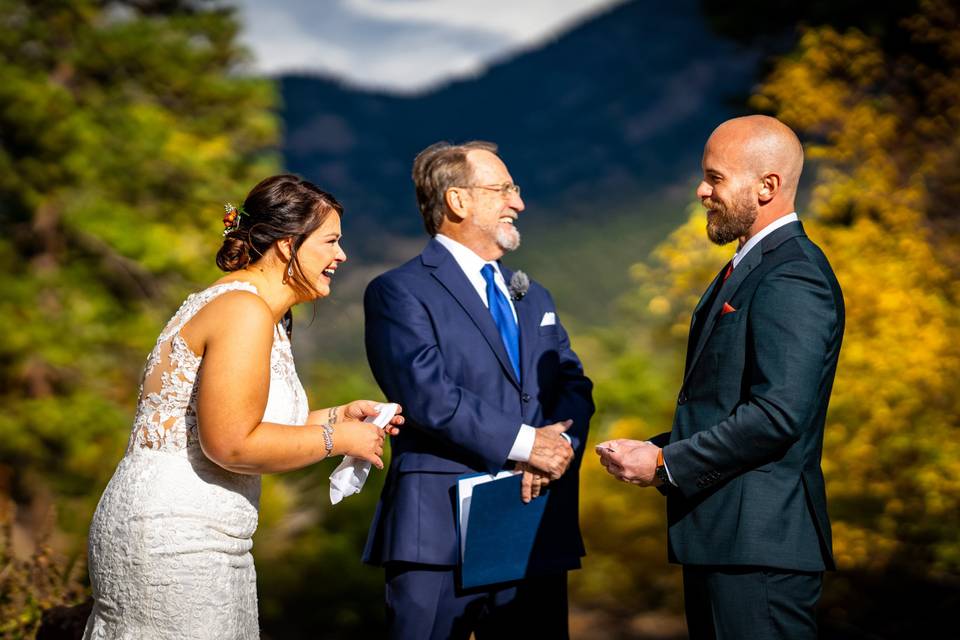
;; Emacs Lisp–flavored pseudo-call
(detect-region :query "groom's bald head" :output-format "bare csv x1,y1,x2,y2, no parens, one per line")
707,115,804,199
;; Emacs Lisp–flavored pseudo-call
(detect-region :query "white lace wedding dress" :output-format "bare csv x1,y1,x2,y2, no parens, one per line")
83,282,308,639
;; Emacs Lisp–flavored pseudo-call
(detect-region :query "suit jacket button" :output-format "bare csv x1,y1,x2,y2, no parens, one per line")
521,393,531,403
678,391,687,405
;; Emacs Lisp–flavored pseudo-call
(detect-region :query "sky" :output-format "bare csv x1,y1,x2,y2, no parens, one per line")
231,0,627,94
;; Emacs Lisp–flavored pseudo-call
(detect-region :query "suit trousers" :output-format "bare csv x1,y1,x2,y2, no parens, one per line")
682,565,822,640
385,562,569,640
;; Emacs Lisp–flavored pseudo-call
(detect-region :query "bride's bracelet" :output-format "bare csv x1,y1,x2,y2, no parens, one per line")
321,406,337,458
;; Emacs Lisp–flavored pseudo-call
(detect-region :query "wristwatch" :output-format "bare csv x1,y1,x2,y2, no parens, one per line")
655,449,669,485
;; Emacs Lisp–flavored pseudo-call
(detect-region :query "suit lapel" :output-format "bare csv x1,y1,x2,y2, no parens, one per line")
423,240,521,389
684,264,727,371
682,244,761,385
691,265,726,328
682,220,807,384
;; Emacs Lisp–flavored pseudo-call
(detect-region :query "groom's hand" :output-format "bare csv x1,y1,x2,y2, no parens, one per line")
528,420,574,480
596,439,662,487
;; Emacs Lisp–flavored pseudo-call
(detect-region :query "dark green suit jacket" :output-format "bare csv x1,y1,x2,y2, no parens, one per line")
654,220,843,572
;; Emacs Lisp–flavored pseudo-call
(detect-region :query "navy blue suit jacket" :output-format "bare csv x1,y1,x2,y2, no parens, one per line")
362,238,594,570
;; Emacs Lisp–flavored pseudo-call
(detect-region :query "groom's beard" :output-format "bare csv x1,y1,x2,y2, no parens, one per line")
704,189,758,246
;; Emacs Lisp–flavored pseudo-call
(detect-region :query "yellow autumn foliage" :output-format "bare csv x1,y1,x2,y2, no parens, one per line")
755,2,960,575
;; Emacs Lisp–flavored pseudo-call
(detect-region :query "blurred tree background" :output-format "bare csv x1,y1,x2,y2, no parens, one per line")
1,0,959,639
0,0,279,635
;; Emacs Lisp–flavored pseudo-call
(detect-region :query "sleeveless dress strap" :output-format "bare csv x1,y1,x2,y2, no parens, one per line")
161,281,261,342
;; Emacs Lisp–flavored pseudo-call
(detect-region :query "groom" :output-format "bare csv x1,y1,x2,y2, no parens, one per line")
597,116,844,639
363,141,593,639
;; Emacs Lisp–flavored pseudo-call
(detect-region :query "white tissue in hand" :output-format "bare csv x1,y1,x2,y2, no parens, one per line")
329,457,372,505
329,403,398,505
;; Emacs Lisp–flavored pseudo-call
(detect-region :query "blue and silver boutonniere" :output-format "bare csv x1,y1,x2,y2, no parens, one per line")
509,270,530,301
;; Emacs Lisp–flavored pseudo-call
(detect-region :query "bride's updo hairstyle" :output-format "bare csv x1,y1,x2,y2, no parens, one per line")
216,174,344,301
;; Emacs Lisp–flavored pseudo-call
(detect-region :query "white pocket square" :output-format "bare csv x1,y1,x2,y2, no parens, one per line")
540,312,556,327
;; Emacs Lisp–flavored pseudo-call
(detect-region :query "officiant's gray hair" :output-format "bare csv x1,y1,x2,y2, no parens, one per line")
412,140,498,236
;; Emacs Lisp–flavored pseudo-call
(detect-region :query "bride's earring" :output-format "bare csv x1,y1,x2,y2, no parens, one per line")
283,261,293,284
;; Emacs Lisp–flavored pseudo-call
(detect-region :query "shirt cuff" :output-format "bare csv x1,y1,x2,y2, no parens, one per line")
662,453,677,486
507,424,536,462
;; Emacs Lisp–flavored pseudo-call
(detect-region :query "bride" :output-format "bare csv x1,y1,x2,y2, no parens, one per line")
82,175,402,639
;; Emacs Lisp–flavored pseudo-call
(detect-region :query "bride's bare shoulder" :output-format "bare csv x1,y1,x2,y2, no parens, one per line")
209,288,271,317
182,287,274,349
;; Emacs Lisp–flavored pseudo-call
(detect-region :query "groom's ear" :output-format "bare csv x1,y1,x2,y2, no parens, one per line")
759,172,782,204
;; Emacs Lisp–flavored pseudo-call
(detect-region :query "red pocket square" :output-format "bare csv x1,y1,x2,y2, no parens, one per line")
720,302,737,316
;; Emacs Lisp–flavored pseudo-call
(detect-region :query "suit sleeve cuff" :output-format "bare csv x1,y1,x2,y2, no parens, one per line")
507,424,536,462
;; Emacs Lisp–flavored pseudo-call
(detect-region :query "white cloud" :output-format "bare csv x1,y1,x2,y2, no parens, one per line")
236,7,354,75
231,0,626,93
344,0,625,42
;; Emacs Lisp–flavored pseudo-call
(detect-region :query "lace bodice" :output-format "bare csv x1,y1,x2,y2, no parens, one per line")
127,281,307,454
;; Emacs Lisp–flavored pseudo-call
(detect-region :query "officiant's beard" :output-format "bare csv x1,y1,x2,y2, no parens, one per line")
704,189,758,246
496,225,521,252
472,216,522,253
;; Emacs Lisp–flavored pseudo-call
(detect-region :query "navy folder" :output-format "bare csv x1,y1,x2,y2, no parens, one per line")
457,472,549,589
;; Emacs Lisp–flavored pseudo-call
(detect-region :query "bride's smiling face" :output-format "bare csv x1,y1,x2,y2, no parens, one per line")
293,213,346,299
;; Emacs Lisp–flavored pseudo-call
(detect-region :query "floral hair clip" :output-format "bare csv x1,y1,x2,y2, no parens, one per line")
222,202,248,235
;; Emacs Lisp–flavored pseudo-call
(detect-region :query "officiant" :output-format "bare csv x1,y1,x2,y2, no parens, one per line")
360,140,594,639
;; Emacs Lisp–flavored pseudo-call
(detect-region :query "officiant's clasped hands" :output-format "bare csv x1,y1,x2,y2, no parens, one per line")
520,418,575,502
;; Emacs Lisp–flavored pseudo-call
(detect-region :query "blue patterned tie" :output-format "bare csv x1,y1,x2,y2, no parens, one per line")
481,264,521,380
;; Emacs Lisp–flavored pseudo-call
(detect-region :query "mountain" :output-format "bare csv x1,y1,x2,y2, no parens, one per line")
278,0,763,364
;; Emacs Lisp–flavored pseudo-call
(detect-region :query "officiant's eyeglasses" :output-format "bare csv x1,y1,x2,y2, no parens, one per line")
455,183,521,197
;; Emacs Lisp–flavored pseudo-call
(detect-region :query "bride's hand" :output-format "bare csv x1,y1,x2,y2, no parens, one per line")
340,400,404,436
334,419,387,469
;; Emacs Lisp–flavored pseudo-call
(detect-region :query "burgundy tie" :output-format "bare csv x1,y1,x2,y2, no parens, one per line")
723,261,733,283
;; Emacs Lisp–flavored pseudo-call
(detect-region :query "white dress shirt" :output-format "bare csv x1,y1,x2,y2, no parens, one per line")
434,234,517,321
732,212,798,269
661,212,799,485
434,234,536,462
